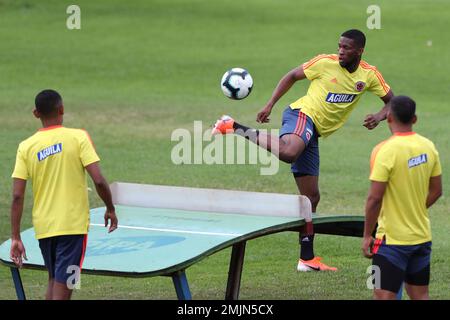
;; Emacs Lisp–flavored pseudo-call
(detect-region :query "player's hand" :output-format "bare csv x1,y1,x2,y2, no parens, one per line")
10,239,27,268
257,105,272,123
104,209,118,233
361,236,375,259
363,114,381,130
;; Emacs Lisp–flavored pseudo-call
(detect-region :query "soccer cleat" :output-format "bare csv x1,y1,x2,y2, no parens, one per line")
211,115,235,135
297,256,338,272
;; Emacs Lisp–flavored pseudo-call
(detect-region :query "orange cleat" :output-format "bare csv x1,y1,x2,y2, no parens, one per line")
297,256,338,272
211,115,235,135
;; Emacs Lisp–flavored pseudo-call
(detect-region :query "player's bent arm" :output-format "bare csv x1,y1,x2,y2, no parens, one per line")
377,89,394,121
381,89,394,104
266,66,306,109
426,175,442,208
362,181,387,258
363,90,394,130
11,178,27,240
364,181,387,238
85,162,115,211
10,178,27,267
85,162,118,232
257,66,306,123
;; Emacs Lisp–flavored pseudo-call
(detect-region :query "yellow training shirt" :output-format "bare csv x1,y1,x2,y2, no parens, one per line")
370,132,442,245
12,125,100,239
290,54,390,137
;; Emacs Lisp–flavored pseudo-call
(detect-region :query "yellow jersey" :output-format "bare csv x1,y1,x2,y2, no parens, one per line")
370,132,442,245
12,125,100,239
290,54,390,137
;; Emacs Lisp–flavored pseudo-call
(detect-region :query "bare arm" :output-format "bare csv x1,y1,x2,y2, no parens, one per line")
11,179,26,239
257,66,307,123
426,175,442,208
85,162,118,232
364,89,394,130
362,181,387,258
10,178,27,267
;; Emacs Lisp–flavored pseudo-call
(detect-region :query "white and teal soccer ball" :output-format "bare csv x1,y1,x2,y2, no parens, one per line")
220,68,253,100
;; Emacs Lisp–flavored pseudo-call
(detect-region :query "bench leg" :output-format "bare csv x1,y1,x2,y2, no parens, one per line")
225,241,246,300
172,270,192,300
10,267,26,300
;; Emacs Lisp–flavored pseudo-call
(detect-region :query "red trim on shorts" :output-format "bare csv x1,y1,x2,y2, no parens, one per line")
293,111,303,135
297,113,307,136
295,113,306,136
372,238,383,254
79,234,88,270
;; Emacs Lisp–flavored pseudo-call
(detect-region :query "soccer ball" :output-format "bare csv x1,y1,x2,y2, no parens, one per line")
220,68,253,100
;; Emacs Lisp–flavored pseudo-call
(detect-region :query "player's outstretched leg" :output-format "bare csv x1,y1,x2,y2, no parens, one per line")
212,115,304,163
213,112,336,272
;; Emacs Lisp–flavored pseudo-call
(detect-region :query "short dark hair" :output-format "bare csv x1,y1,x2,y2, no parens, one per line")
35,89,62,116
341,29,366,48
390,95,416,124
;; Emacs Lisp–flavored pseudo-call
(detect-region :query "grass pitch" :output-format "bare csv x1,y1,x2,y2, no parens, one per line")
0,0,449,299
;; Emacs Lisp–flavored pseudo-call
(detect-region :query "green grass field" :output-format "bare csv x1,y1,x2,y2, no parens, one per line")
0,0,449,299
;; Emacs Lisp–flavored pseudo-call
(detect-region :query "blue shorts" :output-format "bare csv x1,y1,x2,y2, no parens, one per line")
39,234,88,284
372,239,431,292
279,106,319,176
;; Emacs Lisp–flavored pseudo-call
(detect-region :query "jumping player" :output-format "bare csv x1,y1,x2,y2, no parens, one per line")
213,29,394,271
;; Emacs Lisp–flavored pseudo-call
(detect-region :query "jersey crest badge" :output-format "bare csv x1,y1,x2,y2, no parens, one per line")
355,81,366,92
